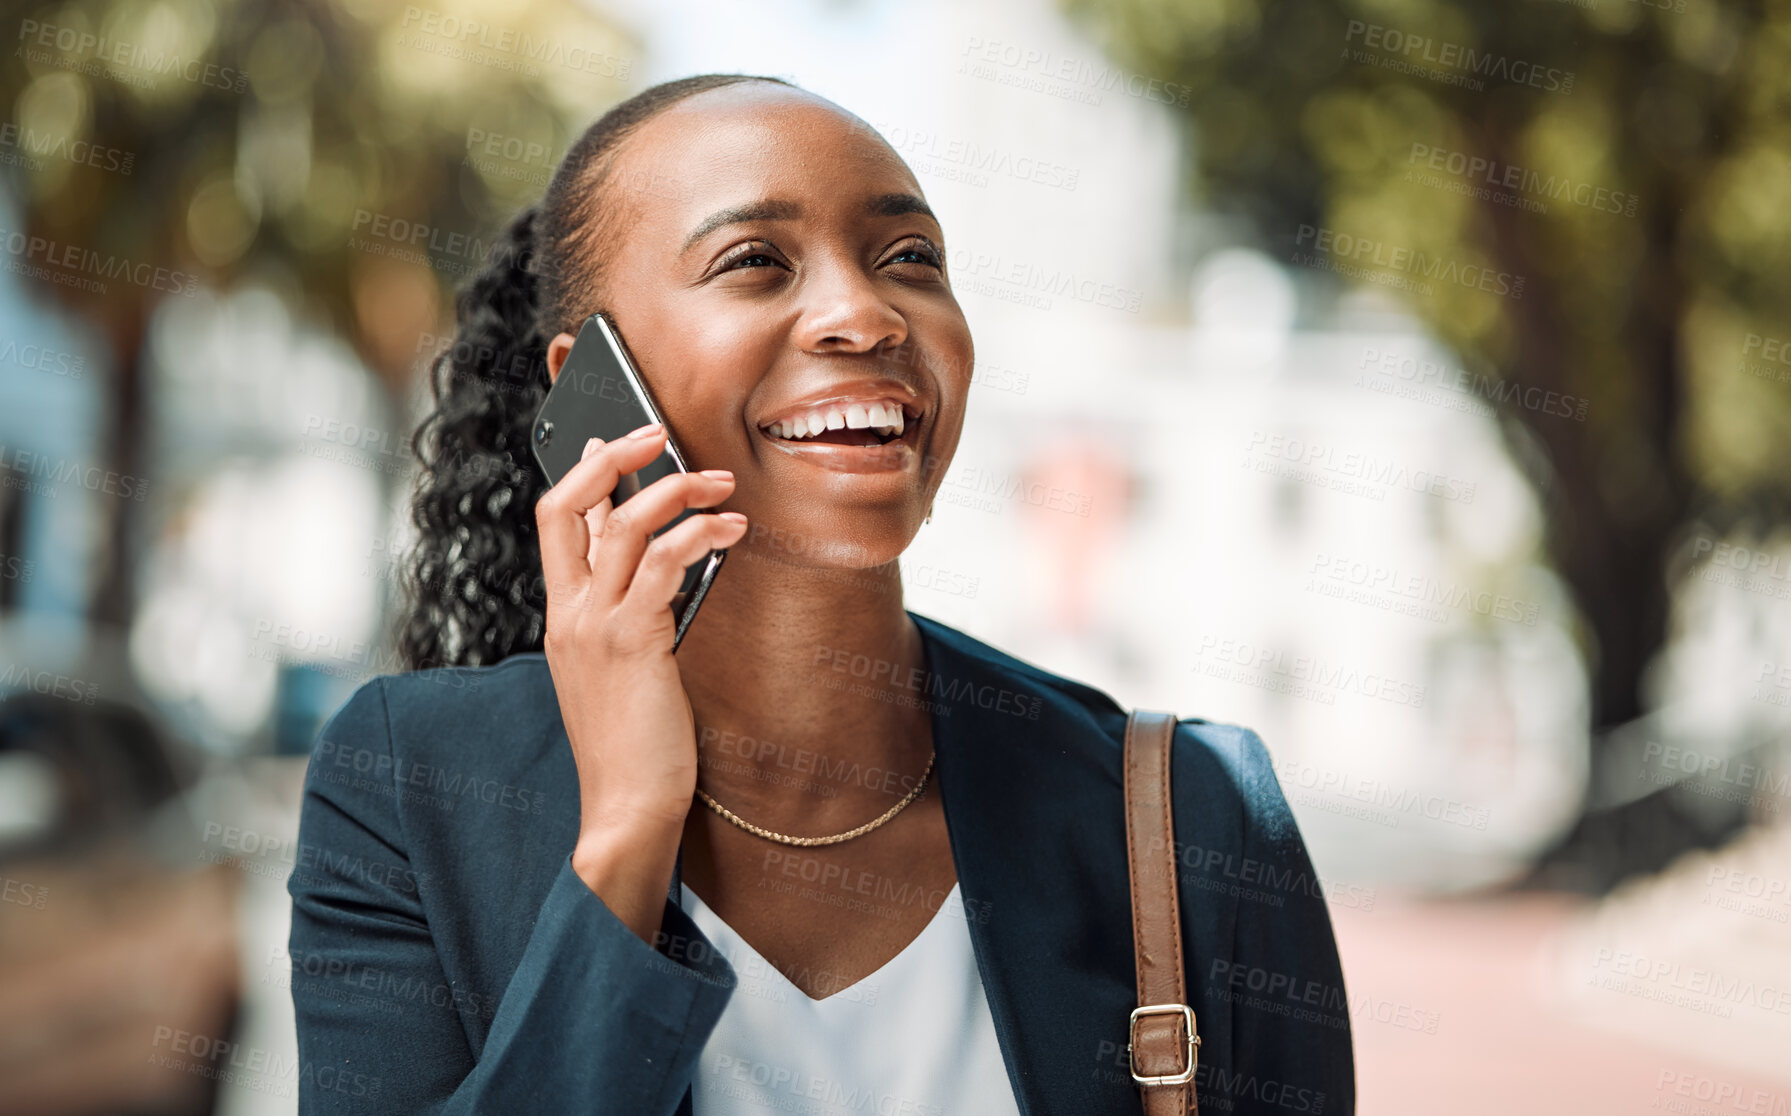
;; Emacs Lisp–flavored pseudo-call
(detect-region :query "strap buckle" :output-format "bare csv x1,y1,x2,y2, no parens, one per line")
1127,1003,1199,1086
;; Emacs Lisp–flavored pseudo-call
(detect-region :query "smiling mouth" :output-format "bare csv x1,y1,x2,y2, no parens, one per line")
753,397,925,476
758,400,918,449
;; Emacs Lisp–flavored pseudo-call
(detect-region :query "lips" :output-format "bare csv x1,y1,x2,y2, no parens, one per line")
754,389,926,474
759,397,918,445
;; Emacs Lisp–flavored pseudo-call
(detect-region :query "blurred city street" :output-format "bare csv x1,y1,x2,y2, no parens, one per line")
5,0,1791,1109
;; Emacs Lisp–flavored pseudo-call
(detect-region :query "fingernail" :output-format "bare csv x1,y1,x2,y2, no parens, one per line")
699,469,734,480
718,512,748,524
629,422,664,439
582,437,602,460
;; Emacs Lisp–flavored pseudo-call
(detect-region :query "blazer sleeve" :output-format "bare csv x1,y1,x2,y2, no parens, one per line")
1219,726,1356,1116
285,678,736,1114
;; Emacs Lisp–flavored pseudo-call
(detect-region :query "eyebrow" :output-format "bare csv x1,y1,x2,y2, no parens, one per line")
680,193,937,255
867,192,936,222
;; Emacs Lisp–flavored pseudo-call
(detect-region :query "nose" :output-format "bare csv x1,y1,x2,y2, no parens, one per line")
792,255,908,354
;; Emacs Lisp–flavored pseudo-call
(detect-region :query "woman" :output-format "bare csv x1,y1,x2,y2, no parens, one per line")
287,73,1354,1115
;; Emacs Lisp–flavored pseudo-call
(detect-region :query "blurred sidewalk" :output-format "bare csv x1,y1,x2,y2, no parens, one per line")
1337,853,1791,1112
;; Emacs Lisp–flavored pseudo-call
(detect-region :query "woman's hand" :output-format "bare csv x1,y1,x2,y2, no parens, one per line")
533,422,748,940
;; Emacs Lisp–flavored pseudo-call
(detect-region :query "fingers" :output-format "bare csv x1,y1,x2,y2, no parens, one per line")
589,469,738,602
534,425,669,596
619,510,749,618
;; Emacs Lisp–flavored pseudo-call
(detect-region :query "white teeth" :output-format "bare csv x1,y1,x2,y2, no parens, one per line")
767,401,911,441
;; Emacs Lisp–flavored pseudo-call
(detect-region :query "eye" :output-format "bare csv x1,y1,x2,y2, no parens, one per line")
884,237,943,271
716,240,787,273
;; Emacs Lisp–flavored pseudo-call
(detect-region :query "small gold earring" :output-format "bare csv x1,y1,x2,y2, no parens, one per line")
923,501,934,525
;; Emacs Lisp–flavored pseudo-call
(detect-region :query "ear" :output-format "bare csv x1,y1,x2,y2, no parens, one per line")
545,332,576,385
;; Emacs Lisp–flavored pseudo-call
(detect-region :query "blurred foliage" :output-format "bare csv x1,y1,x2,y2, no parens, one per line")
1,0,633,623
1064,0,1791,739
3,0,632,381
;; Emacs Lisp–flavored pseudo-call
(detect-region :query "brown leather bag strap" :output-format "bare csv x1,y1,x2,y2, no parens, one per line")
1123,710,1200,1116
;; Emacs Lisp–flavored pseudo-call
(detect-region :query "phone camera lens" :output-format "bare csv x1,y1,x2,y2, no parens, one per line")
535,421,553,447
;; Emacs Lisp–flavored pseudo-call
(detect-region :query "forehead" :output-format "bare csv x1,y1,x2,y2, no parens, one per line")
603,85,923,238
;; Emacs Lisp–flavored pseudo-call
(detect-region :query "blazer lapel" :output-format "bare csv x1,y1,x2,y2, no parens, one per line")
911,612,1142,1116
662,612,1144,1116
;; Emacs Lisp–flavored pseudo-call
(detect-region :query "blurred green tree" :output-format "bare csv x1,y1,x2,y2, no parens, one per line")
1065,0,1790,886
1,0,630,647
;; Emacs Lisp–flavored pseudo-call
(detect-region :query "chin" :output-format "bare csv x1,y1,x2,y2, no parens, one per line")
732,512,919,576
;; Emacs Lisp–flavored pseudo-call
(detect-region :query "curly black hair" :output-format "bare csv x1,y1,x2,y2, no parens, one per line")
396,73,794,671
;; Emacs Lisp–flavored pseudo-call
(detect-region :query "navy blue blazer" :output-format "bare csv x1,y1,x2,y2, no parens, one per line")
285,610,1354,1115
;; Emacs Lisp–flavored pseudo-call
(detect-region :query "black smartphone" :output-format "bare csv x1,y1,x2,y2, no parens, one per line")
530,313,727,651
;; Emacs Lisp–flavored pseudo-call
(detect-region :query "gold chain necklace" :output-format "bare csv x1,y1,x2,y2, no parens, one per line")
694,752,937,847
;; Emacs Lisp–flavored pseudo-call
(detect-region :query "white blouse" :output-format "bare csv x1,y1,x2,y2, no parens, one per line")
678,881,1024,1116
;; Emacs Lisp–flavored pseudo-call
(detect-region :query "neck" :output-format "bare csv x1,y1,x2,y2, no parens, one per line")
673,541,935,823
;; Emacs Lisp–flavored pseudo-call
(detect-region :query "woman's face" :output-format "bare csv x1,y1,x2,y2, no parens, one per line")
545,83,973,572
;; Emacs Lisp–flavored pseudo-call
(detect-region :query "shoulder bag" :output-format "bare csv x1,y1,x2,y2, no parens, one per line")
1123,709,1200,1116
